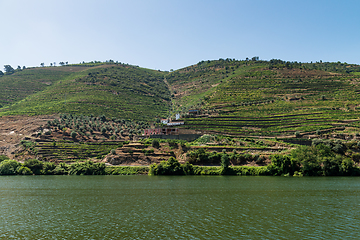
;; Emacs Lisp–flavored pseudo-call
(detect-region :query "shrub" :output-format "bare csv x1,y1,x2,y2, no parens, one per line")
24,159,44,175
16,166,33,175
71,131,77,139
53,163,69,175
182,162,194,175
0,160,21,175
149,157,184,175
68,161,106,175
220,151,230,175
352,153,360,163
322,155,342,176
168,140,178,149
21,140,35,149
42,162,56,175
267,154,300,176
152,139,160,148
0,155,9,163
341,158,355,176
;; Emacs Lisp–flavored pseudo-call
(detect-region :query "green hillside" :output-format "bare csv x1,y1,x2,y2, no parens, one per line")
2,59,360,138
168,59,360,137
0,64,171,120
0,66,87,108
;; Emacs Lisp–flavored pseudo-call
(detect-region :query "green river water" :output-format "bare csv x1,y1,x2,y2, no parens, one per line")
0,175,359,239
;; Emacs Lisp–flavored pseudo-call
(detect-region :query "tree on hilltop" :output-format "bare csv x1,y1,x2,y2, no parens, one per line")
40,63,44,67
0,71,4,77
4,65,14,74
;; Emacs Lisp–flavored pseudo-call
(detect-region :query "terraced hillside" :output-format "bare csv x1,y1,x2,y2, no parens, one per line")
168,59,360,137
0,63,171,120
0,66,87,108
2,59,360,138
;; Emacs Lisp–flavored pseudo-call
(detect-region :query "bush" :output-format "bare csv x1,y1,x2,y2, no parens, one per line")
267,154,300,176
149,157,184,175
0,155,9,163
101,127,107,135
0,160,21,175
68,161,106,175
16,166,33,175
42,162,56,175
291,145,326,176
53,163,69,175
24,159,44,175
220,151,230,175
168,140,178,149
352,153,360,163
341,158,355,176
152,139,160,148
71,131,77,139
232,166,270,176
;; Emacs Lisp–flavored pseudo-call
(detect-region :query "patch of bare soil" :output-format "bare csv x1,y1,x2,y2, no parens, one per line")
0,115,58,158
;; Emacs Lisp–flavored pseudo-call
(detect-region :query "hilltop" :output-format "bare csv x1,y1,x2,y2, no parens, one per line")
0,63,170,121
167,59,360,137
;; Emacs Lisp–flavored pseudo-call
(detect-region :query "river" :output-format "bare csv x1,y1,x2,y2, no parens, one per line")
0,175,359,239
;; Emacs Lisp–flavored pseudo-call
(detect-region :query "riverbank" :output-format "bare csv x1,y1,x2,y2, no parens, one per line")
1,140,360,176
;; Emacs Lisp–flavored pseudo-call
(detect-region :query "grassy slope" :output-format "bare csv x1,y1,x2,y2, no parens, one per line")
2,59,360,136
169,59,360,136
0,66,88,107
0,64,171,121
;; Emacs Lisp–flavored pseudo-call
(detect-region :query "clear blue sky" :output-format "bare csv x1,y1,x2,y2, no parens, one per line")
0,0,359,71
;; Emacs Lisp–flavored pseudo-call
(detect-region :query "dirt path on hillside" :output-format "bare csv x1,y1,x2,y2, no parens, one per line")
0,115,58,158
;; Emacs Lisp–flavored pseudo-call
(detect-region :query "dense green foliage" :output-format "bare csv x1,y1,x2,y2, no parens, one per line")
0,160,106,175
149,157,185,175
149,157,269,176
0,160,21,175
149,140,360,176
105,166,149,175
187,148,265,165
0,155,10,162
0,158,149,176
